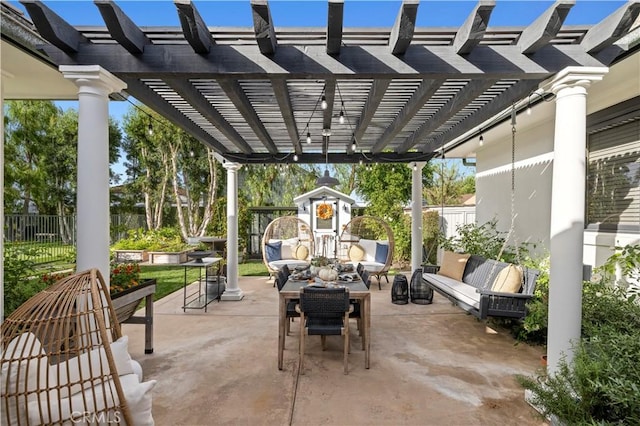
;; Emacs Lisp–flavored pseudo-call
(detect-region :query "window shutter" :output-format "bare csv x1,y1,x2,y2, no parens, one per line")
587,118,640,232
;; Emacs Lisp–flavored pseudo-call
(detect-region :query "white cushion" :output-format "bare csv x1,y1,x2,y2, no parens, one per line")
268,259,309,271
27,373,156,425
51,336,135,399
423,272,480,309
1,332,48,426
358,239,377,263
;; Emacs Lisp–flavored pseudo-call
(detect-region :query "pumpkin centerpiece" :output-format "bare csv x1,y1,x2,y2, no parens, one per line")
317,266,338,282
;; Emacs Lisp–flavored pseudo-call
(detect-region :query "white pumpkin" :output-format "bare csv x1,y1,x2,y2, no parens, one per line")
318,267,338,282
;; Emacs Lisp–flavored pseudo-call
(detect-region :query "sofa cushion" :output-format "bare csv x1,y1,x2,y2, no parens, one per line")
422,273,480,309
348,244,366,262
268,259,309,272
492,264,523,293
438,251,470,281
375,242,389,264
265,241,282,262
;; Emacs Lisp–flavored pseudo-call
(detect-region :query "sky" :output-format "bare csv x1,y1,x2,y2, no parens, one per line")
11,0,627,178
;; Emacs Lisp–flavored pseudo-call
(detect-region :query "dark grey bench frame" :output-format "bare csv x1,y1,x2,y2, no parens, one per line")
422,255,540,320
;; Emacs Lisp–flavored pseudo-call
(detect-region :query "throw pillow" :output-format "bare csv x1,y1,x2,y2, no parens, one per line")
265,241,282,262
492,264,523,293
294,244,309,260
281,243,293,260
348,244,365,262
358,239,377,262
375,242,389,264
437,251,470,281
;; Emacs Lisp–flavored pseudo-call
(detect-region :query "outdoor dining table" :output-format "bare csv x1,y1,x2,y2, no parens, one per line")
278,278,371,370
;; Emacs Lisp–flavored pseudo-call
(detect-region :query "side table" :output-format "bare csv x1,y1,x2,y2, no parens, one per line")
182,257,222,312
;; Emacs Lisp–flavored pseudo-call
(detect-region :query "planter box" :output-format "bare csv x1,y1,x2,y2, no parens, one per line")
111,279,156,354
113,249,148,263
148,250,190,265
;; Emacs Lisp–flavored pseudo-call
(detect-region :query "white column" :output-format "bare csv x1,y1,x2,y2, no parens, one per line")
1,72,6,322
61,66,126,286
546,67,607,376
410,162,425,272
221,161,244,301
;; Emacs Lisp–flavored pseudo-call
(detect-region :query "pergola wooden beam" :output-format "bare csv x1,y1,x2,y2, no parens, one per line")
519,0,575,55
174,0,215,54
217,79,279,154
123,78,229,153
272,78,302,154
371,79,442,153
327,0,344,55
453,0,495,55
20,0,86,55
398,79,497,153
426,79,541,151
349,79,391,153
95,0,150,55
164,78,253,154
389,0,419,55
251,0,277,55
581,1,640,54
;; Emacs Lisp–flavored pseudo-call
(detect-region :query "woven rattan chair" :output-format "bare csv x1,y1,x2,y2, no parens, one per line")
262,216,314,279
338,216,394,289
1,269,133,425
296,286,353,375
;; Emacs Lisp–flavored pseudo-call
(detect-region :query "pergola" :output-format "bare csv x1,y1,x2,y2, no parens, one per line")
2,0,639,374
13,0,639,163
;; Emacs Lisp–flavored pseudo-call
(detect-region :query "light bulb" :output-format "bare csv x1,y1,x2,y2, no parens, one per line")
526,106,532,116
339,110,345,124
359,158,363,166
413,163,417,171
479,135,484,146
147,123,153,135
293,154,298,162
321,96,327,110
351,141,357,151
306,132,311,144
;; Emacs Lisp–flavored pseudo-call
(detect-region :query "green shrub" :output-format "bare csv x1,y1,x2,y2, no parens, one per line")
422,210,441,265
439,219,533,263
111,228,190,252
3,246,48,316
517,247,640,424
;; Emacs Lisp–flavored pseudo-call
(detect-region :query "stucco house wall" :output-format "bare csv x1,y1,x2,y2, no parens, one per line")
474,50,639,267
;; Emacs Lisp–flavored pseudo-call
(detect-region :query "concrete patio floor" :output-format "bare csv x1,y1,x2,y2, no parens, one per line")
122,272,548,426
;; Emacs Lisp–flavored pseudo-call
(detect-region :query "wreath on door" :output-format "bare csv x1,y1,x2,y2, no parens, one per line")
317,203,333,220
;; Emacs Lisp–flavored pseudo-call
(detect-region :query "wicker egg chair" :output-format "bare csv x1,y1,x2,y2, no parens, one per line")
1,269,133,425
262,216,314,279
338,215,394,289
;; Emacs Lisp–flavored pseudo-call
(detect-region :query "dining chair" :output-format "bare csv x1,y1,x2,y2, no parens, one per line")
350,270,369,349
275,273,300,340
296,286,353,374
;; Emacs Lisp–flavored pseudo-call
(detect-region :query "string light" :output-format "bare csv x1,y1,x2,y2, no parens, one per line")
293,153,299,162
413,163,417,171
479,134,484,146
321,95,327,110
306,131,311,144
147,122,153,135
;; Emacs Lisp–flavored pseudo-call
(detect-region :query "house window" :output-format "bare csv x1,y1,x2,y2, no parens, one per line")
586,103,639,233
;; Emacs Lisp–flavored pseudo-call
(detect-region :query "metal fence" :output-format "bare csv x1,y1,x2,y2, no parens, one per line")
4,214,146,265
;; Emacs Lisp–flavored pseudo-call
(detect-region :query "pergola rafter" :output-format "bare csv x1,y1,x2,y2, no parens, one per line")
16,0,640,164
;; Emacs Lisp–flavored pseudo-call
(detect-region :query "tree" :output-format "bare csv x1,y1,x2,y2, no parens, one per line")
354,163,434,262
240,163,318,207
423,161,474,206
4,101,122,218
121,105,224,237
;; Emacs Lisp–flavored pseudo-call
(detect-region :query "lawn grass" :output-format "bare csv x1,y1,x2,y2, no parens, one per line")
140,259,268,301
